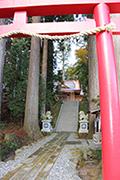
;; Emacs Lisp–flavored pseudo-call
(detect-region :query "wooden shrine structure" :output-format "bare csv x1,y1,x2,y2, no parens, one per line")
60,80,82,101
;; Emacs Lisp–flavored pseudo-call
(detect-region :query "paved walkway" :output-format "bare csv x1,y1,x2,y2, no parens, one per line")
55,101,79,132
1,133,101,180
2,133,68,180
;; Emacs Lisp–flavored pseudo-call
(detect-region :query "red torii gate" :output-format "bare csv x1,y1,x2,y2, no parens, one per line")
0,1,120,179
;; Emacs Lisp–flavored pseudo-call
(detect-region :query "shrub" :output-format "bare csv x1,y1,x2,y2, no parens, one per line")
0,122,6,130
0,141,19,161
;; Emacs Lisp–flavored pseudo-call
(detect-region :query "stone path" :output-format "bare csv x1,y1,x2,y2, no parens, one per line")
55,101,79,132
1,133,101,180
47,144,81,180
2,133,69,180
0,133,57,179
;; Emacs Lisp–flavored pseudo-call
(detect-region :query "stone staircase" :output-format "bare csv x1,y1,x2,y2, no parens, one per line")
55,101,79,132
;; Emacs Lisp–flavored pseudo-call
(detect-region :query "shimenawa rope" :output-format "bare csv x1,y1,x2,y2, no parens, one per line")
0,22,115,40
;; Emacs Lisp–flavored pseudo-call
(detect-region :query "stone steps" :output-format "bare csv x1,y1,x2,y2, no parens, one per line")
56,101,79,132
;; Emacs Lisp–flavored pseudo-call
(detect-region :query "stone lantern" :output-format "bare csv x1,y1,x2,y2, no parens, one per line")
41,119,52,132
79,111,89,133
41,111,53,132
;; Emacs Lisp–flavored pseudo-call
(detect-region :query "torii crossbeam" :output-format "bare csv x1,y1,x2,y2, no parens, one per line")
0,0,120,17
0,1,120,180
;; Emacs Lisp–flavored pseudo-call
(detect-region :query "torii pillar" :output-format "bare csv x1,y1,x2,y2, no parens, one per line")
94,3,120,179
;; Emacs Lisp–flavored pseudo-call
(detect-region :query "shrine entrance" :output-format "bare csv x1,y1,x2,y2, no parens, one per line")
0,1,120,179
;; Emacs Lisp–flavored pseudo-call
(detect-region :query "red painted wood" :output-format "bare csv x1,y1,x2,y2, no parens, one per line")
0,0,120,18
13,11,28,25
0,19,95,37
94,3,120,180
0,17,120,37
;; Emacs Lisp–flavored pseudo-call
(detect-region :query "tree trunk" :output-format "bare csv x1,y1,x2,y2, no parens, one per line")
88,36,99,137
46,40,54,110
0,19,6,121
24,17,41,140
41,39,48,114
112,14,120,94
62,52,65,82
88,16,120,137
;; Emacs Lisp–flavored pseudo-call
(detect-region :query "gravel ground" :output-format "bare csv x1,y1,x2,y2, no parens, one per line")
67,133,101,149
0,133,56,178
47,144,81,180
47,135,101,180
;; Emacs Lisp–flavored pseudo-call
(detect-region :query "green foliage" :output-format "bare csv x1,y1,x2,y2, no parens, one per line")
66,48,89,113
74,48,88,95
0,141,19,161
66,48,88,95
46,40,56,110
44,15,74,22
43,15,75,114
54,39,72,81
78,149,102,164
51,101,62,127
0,133,23,161
96,149,102,161
50,15,74,82
80,98,89,114
2,15,74,123
0,122,6,130
3,38,30,119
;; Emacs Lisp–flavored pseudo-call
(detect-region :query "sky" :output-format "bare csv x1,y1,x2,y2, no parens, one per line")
68,44,79,66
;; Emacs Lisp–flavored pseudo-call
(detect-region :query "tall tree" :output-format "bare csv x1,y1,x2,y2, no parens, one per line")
24,17,41,140
3,38,30,120
112,14,120,94
0,19,6,121
46,40,55,110
54,39,71,81
41,39,48,114
75,48,88,95
88,35,99,137
88,36,99,111
88,15,120,137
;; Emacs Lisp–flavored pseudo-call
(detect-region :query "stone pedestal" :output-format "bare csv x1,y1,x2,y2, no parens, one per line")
79,111,89,134
79,120,89,133
93,132,101,144
41,120,52,132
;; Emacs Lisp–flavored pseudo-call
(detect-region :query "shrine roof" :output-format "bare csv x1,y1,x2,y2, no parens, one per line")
60,80,80,93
